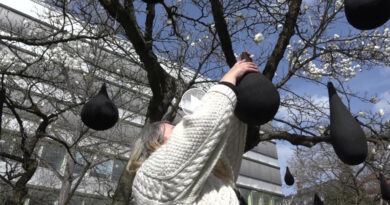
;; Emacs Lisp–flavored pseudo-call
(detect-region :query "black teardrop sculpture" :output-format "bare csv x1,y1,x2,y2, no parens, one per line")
344,0,390,30
380,173,390,201
284,167,295,186
235,52,280,125
313,193,324,205
328,82,367,165
81,83,119,131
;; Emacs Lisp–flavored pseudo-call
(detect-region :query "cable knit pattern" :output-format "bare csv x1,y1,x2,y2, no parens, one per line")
132,84,247,205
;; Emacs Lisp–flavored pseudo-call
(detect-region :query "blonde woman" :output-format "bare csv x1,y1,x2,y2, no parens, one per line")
128,58,259,204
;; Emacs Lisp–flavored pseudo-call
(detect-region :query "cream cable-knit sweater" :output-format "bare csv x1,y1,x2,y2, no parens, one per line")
132,84,247,205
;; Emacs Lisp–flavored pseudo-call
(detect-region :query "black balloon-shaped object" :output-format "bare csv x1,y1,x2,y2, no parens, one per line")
235,52,280,125
284,167,295,186
344,0,390,30
380,173,390,201
81,83,119,131
313,193,324,205
328,82,367,165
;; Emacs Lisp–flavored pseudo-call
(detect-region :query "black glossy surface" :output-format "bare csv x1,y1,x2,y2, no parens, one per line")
328,82,367,165
380,173,390,201
284,167,295,186
81,83,119,131
345,0,390,30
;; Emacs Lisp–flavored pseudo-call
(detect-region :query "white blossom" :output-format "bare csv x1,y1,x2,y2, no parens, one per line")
318,126,325,134
210,24,215,32
190,42,196,47
254,32,264,44
186,35,191,41
277,24,283,29
235,13,243,24
333,34,340,39
370,97,377,104
358,111,366,118
335,0,343,8
371,148,376,154
378,109,385,116
167,18,172,25
387,144,390,150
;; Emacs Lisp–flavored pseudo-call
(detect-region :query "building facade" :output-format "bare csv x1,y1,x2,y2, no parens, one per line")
0,1,283,204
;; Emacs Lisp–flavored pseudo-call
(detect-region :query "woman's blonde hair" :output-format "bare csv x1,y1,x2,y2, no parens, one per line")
126,121,233,196
126,121,165,174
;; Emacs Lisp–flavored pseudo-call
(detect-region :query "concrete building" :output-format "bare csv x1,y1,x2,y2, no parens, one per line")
0,1,283,204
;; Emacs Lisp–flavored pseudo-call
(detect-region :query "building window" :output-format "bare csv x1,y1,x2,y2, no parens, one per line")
252,191,263,205
263,194,272,205
0,138,12,155
89,159,113,178
111,159,127,181
238,187,252,204
0,131,23,157
73,152,92,175
40,144,65,171
273,196,283,205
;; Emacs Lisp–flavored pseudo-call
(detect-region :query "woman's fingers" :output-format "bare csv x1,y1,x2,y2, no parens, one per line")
241,62,259,72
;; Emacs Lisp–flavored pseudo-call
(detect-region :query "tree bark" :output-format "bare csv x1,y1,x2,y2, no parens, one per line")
262,0,302,80
97,1,178,204
6,159,38,205
111,162,135,205
209,0,236,68
58,155,75,205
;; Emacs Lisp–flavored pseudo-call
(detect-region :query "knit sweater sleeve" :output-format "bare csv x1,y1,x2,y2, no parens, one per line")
132,84,237,204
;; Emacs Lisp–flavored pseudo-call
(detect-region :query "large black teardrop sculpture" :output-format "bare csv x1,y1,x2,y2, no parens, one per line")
344,0,390,30
284,167,295,186
235,52,280,125
313,193,324,205
328,82,367,165
81,83,119,131
380,173,390,201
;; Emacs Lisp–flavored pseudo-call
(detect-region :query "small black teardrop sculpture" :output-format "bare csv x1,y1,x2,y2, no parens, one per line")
313,193,324,205
235,52,280,125
328,82,367,165
380,173,390,201
284,167,295,186
344,0,390,30
81,83,119,131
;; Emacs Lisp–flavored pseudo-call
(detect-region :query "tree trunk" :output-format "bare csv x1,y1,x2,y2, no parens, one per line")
111,161,135,205
5,159,37,205
58,155,75,205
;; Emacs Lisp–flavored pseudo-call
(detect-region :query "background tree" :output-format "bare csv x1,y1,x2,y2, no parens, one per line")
287,132,390,205
0,0,389,204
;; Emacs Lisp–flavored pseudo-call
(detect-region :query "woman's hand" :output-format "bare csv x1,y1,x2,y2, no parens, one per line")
220,60,259,85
